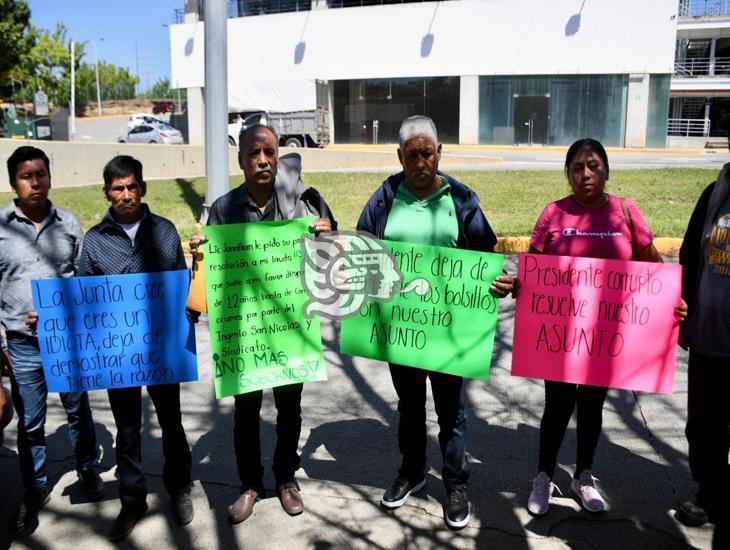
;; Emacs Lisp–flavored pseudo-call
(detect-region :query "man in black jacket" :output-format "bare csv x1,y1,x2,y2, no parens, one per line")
676,115,730,530
357,115,513,529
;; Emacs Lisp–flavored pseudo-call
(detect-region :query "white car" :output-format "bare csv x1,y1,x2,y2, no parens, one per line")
118,121,184,144
128,113,165,129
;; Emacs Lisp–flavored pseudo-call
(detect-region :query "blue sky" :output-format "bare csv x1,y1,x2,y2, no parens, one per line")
28,0,182,91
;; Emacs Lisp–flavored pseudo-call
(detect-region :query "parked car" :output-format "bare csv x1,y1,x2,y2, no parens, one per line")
153,101,175,114
127,113,165,129
117,122,184,144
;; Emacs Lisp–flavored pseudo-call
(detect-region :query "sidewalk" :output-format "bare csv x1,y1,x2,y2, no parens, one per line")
0,258,718,549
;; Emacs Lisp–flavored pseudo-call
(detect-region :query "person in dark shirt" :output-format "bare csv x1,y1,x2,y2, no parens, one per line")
79,155,193,542
189,122,335,525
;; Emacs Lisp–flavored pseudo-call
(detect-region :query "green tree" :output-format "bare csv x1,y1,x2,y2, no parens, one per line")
76,62,138,105
140,77,173,99
0,0,34,97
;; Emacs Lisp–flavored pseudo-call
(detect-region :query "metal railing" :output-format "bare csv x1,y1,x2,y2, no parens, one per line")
678,0,730,17
668,118,710,136
674,57,730,76
327,0,441,7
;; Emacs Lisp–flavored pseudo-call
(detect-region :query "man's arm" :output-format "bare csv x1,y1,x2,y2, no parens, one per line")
77,230,98,277
464,206,497,253
71,216,85,275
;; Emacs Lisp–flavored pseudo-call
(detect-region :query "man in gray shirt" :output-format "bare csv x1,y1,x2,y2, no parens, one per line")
1,146,103,531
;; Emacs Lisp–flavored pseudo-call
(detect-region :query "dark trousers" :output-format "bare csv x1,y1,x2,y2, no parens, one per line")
107,383,192,510
389,364,469,489
233,383,303,492
686,351,730,512
538,381,608,478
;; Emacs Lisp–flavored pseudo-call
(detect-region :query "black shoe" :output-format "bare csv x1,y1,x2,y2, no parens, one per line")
108,503,148,542
676,497,711,527
381,476,426,509
171,488,194,526
14,488,50,532
78,468,104,500
444,487,470,529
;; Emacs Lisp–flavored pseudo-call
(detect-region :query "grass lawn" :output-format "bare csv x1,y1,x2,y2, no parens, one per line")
0,168,717,239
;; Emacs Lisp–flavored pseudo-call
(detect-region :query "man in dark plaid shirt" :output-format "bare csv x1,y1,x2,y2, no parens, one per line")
79,155,193,542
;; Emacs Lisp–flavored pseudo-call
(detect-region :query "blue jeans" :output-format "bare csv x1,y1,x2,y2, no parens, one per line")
389,364,470,489
7,333,98,493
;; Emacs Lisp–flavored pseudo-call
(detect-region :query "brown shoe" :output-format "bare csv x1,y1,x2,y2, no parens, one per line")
277,481,304,515
228,489,259,524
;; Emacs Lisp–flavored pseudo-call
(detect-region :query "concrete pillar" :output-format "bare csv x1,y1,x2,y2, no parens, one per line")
185,0,205,146
458,75,479,145
710,38,717,75
624,73,650,148
324,80,335,144
186,89,205,146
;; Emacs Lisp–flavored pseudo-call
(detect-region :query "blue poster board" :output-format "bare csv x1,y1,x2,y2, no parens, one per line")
32,270,198,392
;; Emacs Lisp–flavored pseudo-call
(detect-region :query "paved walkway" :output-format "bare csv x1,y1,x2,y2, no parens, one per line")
0,258,723,549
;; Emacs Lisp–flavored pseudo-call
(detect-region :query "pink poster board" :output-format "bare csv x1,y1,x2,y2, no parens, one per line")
511,254,682,394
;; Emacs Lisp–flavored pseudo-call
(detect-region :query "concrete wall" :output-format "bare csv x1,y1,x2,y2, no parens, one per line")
0,139,498,191
667,135,715,149
171,0,677,87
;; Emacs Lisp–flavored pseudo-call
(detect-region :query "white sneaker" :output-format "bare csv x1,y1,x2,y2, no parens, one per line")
527,471,560,516
570,470,605,513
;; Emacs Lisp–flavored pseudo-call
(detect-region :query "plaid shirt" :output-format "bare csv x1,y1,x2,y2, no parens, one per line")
79,204,186,276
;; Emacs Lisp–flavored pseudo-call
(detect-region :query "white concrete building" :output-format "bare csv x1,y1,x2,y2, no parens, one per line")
171,0,678,147
670,0,730,146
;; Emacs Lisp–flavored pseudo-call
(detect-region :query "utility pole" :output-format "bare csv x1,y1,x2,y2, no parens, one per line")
203,0,229,220
70,40,76,140
89,39,103,116
135,41,140,96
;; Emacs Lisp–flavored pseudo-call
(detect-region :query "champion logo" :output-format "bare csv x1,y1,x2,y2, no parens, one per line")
561,227,623,239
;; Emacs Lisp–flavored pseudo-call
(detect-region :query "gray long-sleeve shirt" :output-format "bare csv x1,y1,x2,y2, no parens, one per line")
0,200,83,336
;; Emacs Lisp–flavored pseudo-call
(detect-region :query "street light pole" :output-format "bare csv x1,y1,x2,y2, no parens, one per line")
70,40,76,140
89,39,103,116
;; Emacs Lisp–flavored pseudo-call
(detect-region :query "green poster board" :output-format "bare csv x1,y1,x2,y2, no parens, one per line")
203,218,326,398
340,241,503,380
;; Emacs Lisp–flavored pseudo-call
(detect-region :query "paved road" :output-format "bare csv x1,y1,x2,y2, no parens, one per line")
0,257,721,549
456,148,729,171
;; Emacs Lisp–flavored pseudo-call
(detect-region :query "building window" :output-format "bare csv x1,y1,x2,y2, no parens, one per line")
229,0,311,17
333,77,459,144
478,75,629,147
646,75,671,147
